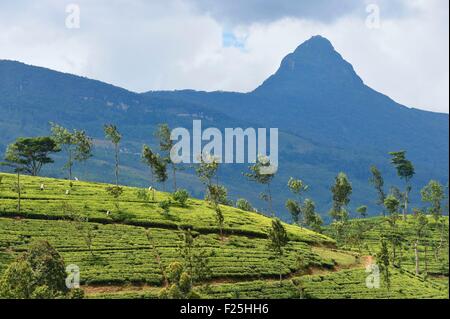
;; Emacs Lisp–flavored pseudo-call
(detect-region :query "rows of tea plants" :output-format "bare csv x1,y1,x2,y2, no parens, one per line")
333,217,449,276
0,173,333,244
0,217,343,285
295,268,448,299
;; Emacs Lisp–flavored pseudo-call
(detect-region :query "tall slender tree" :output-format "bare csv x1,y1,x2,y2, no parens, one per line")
285,178,308,226
369,165,386,216
196,153,224,238
267,218,289,284
377,239,391,291
156,124,178,191
389,151,415,220
142,144,160,199
51,123,93,180
421,180,447,261
245,155,277,216
412,208,429,275
2,144,29,214
329,172,352,243
383,194,402,265
104,124,122,187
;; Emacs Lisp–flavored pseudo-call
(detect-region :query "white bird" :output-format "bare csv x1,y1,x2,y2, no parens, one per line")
106,210,111,216
40,184,45,191
148,186,154,191
74,177,79,181
65,190,70,195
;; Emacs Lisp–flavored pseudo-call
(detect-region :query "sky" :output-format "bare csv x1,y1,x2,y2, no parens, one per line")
0,0,448,113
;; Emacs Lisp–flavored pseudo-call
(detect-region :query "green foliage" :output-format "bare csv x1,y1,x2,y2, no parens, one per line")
285,199,302,225
106,186,123,199
104,124,122,186
159,199,171,215
329,172,352,221
136,188,150,202
50,122,93,180
142,144,160,196
196,154,219,187
369,165,386,209
0,173,333,245
206,184,230,206
0,258,34,299
421,180,446,221
156,124,178,190
268,219,289,256
178,229,212,284
296,268,447,299
389,151,415,218
389,151,415,182
236,198,254,212
103,124,122,145
329,172,352,243
159,262,199,299
155,124,173,154
172,189,189,207
356,205,368,218
245,156,277,215
377,239,391,290
303,199,323,233
384,195,400,224
0,241,68,299
287,178,309,197
3,137,60,176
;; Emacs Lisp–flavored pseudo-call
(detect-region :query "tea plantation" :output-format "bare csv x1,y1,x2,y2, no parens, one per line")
0,173,448,299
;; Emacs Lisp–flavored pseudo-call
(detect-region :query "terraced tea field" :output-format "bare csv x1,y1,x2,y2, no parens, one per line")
330,217,450,276
0,173,448,299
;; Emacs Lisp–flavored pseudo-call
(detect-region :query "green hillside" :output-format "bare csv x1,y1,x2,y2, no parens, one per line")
0,173,448,299
328,217,449,276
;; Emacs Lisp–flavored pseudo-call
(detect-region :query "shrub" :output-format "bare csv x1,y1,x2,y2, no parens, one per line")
136,189,150,202
0,241,68,299
206,185,231,206
172,189,189,207
110,210,134,223
106,186,123,198
236,198,254,212
159,200,171,215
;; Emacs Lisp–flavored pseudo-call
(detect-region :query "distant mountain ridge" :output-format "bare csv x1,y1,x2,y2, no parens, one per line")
0,36,448,220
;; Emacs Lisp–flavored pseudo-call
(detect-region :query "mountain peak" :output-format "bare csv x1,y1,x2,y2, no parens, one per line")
253,35,363,96
294,35,335,53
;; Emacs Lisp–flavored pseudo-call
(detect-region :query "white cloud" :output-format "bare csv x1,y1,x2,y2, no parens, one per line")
0,0,448,113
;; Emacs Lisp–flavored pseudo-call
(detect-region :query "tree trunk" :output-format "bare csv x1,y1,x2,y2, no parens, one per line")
68,149,73,181
267,183,274,217
172,165,177,191
403,185,409,220
17,171,21,214
392,240,396,264
424,245,428,273
414,240,420,275
115,144,119,187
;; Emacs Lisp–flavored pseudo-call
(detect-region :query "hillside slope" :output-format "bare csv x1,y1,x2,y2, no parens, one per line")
0,173,447,299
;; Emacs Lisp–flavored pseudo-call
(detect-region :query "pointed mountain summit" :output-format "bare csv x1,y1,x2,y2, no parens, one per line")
253,35,363,96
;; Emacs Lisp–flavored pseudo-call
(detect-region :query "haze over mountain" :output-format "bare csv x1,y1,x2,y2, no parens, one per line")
0,36,448,220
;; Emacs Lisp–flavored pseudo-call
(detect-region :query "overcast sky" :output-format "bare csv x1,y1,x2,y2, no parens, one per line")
0,0,448,113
